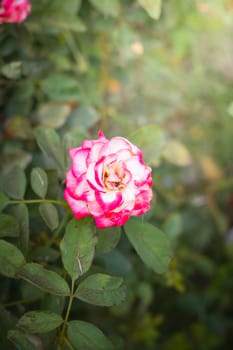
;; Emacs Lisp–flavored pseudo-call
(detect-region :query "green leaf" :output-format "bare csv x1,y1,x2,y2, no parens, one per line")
39,203,59,231
41,73,80,102
163,140,192,166
60,218,97,281
128,125,166,166
163,213,182,240
37,102,71,129
0,214,20,238
30,167,48,198
75,273,126,306
1,61,22,79
96,227,121,255
67,320,114,350
89,0,120,17
12,204,29,254
4,115,32,140
34,127,65,177
17,311,63,334
50,0,81,15
17,263,70,296
8,330,37,350
27,14,86,33
125,220,172,273
0,240,26,277
2,166,26,199
138,0,162,20
0,192,9,212
29,246,60,263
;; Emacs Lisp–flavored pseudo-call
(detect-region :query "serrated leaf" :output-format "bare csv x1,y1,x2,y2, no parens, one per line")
2,166,26,199
128,125,166,166
0,240,26,277
67,320,114,350
8,330,37,350
125,220,172,273
39,203,59,231
30,167,48,198
60,218,97,281
96,227,121,255
0,214,20,238
12,204,29,254
0,192,9,212
75,273,126,306
17,311,63,334
89,0,120,17
17,263,70,296
138,0,162,20
34,127,66,177
163,140,192,166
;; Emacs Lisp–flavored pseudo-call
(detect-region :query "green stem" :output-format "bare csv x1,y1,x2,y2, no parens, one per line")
8,199,69,209
59,279,75,346
2,297,40,308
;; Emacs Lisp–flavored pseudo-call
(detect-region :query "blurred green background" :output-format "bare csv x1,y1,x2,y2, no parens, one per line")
0,0,233,349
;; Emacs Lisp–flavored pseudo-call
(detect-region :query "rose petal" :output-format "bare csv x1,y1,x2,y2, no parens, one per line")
95,191,123,212
64,189,89,218
71,148,89,176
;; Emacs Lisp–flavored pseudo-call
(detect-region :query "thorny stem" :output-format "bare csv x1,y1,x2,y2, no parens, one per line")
58,279,75,346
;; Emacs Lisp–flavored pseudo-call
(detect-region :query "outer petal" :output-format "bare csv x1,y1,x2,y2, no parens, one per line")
65,169,78,198
71,148,89,176
64,189,89,219
131,187,153,216
94,209,131,228
101,136,142,158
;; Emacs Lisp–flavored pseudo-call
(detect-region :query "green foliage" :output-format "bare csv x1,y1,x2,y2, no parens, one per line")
96,226,121,255
75,273,126,306
60,218,97,280
17,311,63,334
67,320,114,350
138,0,162,20
0,214,20,238
2,166,26,200
34,127,66,177
125,220,172,273
17,263,70,296
0,240,26,277
30,167,48,199
11,204,29,254
8,330,37,350
39,203,59,231
0,192,9,212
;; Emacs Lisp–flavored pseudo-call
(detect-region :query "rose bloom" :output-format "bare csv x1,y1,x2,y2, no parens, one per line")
0,0,31,24
64,131,153,228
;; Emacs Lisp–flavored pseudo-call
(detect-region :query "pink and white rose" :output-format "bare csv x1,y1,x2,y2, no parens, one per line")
64,131,153,228
0,0,31,24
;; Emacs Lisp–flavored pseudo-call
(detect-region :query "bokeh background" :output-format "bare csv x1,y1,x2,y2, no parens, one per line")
1,0,233,349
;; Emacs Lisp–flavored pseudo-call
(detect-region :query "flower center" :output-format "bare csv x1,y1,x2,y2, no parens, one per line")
103,161,126,191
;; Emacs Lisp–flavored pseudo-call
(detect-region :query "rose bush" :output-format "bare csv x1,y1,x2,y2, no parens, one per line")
0,0,31,24
64,131,153,228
